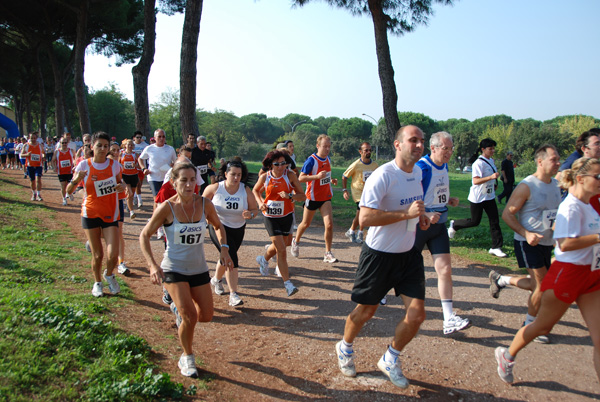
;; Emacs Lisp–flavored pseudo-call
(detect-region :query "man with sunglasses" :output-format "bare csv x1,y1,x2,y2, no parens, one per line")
492,144,562,344
342,142,378,244
414,132,470,334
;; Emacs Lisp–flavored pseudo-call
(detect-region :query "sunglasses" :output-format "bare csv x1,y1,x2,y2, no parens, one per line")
581,174,600,180
272,161,288,166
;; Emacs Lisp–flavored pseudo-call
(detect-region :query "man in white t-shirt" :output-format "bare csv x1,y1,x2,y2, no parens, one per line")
334,125,430,389
138,128,176,215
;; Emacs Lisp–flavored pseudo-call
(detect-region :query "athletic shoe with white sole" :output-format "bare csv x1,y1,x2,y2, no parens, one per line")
489,270,505,299
62,198,67,206
85,240,91,253
130,210,136,220
344,228,356,243
275,265,281,277
323,251,338,263
284,281,298,296
489,248,507,258
229,292,243,307
495,346,515,384
92,282,103,297
521,321,550,344
335,341,356,377
103,270,121,294
36,194,43,201
31,194,36,201
178,354,198,378
69,194,74,201
256,255,269,276
447,220,456,239
170,302,182,328
443,313,471,334
291,238,299,257
211,276,225,295
356,230,364,244
377,354,409,389
162,287,173,305
117,262,130,276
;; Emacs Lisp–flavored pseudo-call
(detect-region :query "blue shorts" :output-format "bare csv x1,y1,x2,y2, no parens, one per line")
514,240,552,269
27,166,43,180
20,158,26,165
149,180,163,197
414,222,450,255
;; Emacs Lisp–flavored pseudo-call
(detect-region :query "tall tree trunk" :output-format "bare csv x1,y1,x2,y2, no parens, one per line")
47,44,65,137
35,48,48,139
73,0,92,135
132,0,156,137
369,0,400,144
179,0,203,140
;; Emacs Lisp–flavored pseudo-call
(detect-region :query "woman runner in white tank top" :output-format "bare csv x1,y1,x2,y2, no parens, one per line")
140,161,232,378
203,159,258,307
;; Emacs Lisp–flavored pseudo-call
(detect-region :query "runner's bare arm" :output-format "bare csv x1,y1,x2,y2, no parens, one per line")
204,197,233,269
252,174,267,211
501,183,543,246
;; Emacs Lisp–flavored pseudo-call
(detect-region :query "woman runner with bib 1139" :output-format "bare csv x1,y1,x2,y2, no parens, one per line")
253,150,305,296
140,161,232,378
66,132,124,297
495,157,600,385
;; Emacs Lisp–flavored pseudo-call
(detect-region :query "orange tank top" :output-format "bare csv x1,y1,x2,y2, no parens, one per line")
120,153,138,175
26,143,44,167
262,171,294,218
57,149,74,175
81,158,120,222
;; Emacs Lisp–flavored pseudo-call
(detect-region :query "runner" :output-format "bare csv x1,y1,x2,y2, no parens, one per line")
292,134,339,263
119,139,140,220
53,137,75,206
342,141,378,244
66,132,124,297
191,135,214,194
334,125,430,388
495,156,600,385
253,150,305,296
139,161,233,378
17,137,26,176
491,144,562,344
414,131,470,334
21,132,45,201
109,142,131,276
74,134,92,158
203,159,258,307
6,138,16,169
44,138,55,173
448,138,507,258
132,131,149,207
0,137,6,169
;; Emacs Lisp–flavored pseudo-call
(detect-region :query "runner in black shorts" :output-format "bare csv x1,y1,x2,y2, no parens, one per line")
334,125,430,389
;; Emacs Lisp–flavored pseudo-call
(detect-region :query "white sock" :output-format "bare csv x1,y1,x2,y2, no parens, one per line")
340,339,353,354
383,345,400,363
524,313,536,325
441,299,453,322
498,275,511,287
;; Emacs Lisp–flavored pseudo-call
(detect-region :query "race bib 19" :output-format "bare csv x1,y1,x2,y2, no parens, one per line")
94,177,117,197
267,200,284,217
174,222,205,245
435,184,449,205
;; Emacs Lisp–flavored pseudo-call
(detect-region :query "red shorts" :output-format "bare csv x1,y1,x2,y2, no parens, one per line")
541,260,600,304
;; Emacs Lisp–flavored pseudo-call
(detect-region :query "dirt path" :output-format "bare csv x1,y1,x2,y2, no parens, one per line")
6,167,599,401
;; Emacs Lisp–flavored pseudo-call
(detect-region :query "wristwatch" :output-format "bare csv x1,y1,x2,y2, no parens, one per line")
289,193,294,200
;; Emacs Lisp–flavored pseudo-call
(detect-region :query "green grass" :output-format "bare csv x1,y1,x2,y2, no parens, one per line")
0,183,197,401
246,161,522,271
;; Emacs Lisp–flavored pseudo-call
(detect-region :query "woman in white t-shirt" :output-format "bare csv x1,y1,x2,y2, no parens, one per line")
495,157,600,384
448,138,506,257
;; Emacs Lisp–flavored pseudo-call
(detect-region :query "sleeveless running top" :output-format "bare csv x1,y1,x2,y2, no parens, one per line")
212,181,248,228
80,158,120,222
25,143,43,167
161,197,209,275
262,171,294,218
120,152,138,175
57,149,74,175
302,153,333,201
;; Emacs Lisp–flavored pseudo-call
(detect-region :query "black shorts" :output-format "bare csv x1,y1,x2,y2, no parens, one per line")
0,155,6,163
264,214,294,237
351,245,425,305
414,222,450,255
81,217,119,229
304,199,331,211
58,173,73,183
514,240,552,269
118,200,124,222
8,153,15,160
163,271,210,287
209,224,246,268
122,174,139,188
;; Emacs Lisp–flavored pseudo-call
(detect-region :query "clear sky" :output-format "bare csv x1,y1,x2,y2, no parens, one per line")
84,0,600,124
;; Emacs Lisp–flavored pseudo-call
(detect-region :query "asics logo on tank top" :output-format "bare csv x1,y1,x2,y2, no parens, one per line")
179,225,204,234
399,195,423,206
224,196,241,202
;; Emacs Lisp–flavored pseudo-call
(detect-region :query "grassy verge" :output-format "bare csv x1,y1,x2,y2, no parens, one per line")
0,178,198,401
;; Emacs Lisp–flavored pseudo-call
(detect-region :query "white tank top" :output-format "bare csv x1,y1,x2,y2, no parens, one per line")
212,181,248,229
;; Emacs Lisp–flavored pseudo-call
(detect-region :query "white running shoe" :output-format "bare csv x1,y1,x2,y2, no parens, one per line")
211,276,225,295
323,251,338,263
36,194,43,201
117,262,130,276
62,198,67,206
356,230,364,244
156,226,165,240
488,248,507,258
256,255,269,276
31,194,36,201
447,220,456,239
377,354,409,389
284,281,298,296
291,238,299,257
178,354,199,378
130,210,136,220
335,341,356,377
85,241,91,253
495,347,515,384
91,282,103,297
443,313,471,335
103,270,121,294
229,292,243,307
345,228,355,243
489,270,505,298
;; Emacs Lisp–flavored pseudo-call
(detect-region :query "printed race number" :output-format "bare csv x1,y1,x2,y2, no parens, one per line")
267,200,284,217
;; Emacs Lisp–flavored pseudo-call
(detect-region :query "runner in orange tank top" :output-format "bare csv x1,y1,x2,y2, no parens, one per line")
120,139,140,220
66,132,125,298
53,138,75,206
21,132,45,201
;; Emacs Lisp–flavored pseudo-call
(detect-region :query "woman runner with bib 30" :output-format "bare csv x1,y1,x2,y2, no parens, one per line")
140,162,232,378
253,150,305,296
66,132,124,297
495,157,600,385
203,159,258,307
